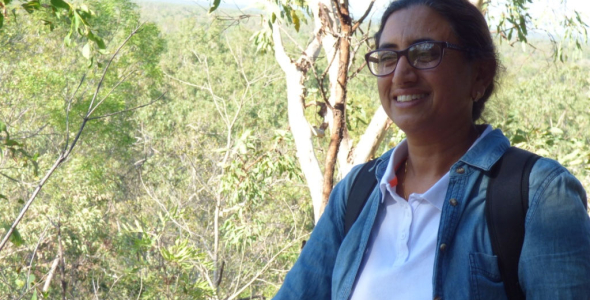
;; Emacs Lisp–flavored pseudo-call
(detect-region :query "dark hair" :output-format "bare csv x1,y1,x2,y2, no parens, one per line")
375,0,500,121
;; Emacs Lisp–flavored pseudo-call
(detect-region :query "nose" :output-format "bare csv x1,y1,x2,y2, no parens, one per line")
392,55,418,86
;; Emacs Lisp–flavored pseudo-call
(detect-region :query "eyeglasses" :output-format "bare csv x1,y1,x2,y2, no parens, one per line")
364,41,465,77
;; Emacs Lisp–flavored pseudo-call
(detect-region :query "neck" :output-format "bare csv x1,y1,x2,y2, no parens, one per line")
405,123,480,181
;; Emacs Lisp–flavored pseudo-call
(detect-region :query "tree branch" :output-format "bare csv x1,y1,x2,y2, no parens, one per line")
87,23,144,116
87,92,166,121
351,0,375,33
226,234,308,300
0,25,148,254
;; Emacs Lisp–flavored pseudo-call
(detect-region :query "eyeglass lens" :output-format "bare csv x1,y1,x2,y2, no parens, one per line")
368,42,443,76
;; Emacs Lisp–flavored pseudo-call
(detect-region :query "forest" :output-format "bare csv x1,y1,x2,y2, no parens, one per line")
0,0,588,298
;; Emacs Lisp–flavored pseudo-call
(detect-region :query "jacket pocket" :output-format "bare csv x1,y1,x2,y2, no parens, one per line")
468,252,508,300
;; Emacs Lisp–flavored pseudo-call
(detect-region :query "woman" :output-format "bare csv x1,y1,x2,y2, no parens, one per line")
274,0,590,299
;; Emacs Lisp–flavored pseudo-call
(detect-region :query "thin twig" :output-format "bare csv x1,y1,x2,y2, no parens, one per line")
64,73,87,152
279,26,306,53
226,234,308,300
87,92,167,121
58,218,66,300
348,61,367,80
351,0,376,33
0,171,19,183
25,223,50,290
87,23,144,115
88,69,138,115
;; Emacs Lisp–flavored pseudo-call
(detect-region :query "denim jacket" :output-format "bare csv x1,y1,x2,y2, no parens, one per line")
274,129,590,300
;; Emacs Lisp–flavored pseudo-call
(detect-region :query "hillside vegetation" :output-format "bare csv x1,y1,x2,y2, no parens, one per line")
0,0,588,298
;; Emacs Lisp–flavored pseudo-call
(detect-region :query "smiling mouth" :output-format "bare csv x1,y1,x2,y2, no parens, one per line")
395,93,428,102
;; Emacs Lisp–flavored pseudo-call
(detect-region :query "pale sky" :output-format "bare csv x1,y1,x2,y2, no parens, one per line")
177,0,590,38
189,0,590,19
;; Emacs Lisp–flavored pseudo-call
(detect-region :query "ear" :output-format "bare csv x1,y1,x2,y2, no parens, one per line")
471,59,495,100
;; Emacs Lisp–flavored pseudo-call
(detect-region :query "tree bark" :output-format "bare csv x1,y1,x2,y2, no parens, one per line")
321,0,352,214
272,26,325,224
270,0,387,222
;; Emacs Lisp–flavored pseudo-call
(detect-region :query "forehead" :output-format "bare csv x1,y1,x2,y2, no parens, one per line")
379,5,457,49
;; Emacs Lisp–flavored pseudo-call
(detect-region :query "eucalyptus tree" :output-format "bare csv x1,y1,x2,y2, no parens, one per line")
211,0,588,223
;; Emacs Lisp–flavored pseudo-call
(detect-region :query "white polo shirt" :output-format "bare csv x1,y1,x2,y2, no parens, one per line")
350,126,491,300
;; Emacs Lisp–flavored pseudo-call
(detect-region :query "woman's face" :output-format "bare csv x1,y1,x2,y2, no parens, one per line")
377,5,485,136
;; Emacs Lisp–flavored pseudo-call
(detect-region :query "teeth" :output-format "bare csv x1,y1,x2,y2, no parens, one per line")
396,94,427,102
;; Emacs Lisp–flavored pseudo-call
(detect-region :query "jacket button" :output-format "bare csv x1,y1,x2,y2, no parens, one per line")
450,198,458,206
434,297,442,300
456,167,465,174
439,243,447,252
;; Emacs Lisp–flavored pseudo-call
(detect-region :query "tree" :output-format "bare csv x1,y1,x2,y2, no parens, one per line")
0,0,167,297
211,0,588,223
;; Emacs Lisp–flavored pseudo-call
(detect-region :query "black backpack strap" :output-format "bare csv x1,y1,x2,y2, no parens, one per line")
486,147,540,300
344,159,378,236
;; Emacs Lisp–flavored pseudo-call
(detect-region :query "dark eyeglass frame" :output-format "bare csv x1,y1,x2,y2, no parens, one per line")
364,41,466,77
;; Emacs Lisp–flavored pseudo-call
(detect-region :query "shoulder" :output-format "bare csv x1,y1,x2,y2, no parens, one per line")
529,157,586,204
527,156,588,223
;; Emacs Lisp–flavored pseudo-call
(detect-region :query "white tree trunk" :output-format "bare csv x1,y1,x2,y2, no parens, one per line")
272,27,325,224
271,0,390,222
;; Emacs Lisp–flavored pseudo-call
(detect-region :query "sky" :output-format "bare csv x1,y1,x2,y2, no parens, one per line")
154,0,590,38
173,0,590,19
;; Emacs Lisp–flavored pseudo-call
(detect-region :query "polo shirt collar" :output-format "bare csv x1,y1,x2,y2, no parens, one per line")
375,125,498,210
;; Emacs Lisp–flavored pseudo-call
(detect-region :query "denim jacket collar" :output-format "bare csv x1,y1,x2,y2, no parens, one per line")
459,128,510,171
372,128,510,181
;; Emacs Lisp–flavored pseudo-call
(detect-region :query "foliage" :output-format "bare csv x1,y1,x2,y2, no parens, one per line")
485,42,590,188
487,0,588,61
0,0,588,299
0,0,107,63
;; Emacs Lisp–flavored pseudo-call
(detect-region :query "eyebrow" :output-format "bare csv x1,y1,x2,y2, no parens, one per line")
378,38,435,50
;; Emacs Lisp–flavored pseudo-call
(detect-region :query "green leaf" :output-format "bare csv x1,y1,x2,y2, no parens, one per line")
31,289,37,300
74,10,89,27
271,12,276,23
519,15,527,36
88,31,106,49
511,134,527,144
15,279,24,289
50,0,70,10
64,31,72,46
549,127,564,136
209,0,221,14
22,0,41,13
4,139,21,147
291,10,300,32
2,225,25,247
27,274,36,288
82,42,91,59
0,195,7,200
0,13,3,29
41,19,55,31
